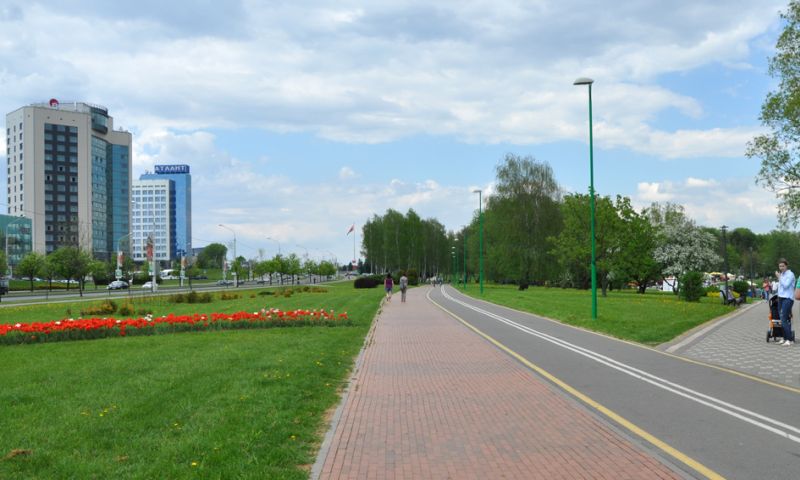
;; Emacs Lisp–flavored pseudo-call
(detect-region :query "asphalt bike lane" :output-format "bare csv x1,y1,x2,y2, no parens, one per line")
430,286,800,480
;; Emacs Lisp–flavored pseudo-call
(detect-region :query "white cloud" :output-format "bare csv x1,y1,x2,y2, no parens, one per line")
339,166,357,179
633,177,778,232
0,1,785,158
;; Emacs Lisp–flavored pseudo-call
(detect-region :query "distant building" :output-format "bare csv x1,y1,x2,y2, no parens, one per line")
0,214,33,275
5,100,132,260
131,179,175,262
140,164,191,258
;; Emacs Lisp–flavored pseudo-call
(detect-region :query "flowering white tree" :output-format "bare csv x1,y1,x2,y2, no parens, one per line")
650,203,721,292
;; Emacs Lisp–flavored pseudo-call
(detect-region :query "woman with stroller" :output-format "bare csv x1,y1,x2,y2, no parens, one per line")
775,259,795,346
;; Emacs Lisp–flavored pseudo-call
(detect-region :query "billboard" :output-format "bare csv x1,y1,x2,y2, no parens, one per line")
154,164,190,174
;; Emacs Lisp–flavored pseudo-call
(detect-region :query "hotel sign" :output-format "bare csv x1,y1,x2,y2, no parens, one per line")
154,164,190,174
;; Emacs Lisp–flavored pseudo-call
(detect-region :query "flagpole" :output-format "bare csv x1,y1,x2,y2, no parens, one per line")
353,223,357,272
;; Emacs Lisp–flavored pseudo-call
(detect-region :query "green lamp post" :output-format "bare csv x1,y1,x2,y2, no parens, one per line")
574,77,597,320
473,189,483,294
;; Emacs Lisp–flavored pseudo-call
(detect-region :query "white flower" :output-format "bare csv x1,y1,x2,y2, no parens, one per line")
14,323,21,328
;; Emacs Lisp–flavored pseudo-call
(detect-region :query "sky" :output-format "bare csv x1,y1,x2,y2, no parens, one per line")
0,0,791,264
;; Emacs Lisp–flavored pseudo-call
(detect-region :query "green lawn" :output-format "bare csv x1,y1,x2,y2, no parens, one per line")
459,284,735,345
0,285,383,479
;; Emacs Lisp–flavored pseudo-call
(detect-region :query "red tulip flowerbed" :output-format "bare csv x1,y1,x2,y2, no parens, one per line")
0,308,351,345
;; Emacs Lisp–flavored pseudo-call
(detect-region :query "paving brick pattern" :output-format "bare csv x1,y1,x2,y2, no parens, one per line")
673,301,800,387
317,288,682,479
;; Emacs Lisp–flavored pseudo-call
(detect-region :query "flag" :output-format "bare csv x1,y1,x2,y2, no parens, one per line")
346,224,355,235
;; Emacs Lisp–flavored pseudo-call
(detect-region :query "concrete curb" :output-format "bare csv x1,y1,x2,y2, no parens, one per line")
309,298,385,480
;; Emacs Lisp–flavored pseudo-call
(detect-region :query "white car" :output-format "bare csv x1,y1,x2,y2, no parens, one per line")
142,281,154,289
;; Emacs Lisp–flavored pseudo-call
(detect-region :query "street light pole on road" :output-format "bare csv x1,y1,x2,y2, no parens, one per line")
574,76,597,320
473,189,484,294
219,224,237,287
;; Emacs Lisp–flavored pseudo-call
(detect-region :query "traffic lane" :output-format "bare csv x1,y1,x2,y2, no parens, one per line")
433,286,800,418
430,286,800,480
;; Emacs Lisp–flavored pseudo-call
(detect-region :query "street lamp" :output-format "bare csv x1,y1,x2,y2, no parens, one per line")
574,76,597,320
473,189,484,294
451,246,456,284
463,229,467,289
721,225,729,295
266,236,281,255
4,216,27,277
115,232,132,281
218,224,237,287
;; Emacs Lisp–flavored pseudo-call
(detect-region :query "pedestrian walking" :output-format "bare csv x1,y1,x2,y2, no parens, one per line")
384,273,394,302
775,259,795,346
400,272,408,303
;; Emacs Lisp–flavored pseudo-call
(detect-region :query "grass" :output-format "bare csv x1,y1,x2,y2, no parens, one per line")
0,285,384,479
459,284,735,345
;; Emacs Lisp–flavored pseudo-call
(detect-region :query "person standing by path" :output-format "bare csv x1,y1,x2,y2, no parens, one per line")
776,259,795,346
399,272,408,303
384,273,393,302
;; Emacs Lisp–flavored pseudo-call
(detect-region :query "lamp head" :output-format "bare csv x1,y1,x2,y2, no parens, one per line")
573,77,594,86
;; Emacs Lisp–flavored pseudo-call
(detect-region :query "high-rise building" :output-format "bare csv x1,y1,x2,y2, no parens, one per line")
139,164,191,258
131,178,175,262
5,100,132,260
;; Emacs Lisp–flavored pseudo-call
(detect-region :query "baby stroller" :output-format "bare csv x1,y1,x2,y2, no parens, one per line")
767,295,792,342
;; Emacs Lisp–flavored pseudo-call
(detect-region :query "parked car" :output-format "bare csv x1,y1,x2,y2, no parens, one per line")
216,280,234,286
191,275,208,280
107,280,129,290
142,281,154,289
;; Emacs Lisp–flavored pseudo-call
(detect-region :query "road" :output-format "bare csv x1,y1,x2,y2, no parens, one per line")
0,277,336,306
430,285,800,480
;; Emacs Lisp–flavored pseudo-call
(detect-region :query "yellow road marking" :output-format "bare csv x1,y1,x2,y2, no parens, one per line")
428,290,725,480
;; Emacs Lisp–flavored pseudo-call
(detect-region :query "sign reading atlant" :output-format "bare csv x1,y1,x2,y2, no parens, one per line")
154,164,190,174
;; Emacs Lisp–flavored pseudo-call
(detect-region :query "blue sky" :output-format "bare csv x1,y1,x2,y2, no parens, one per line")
0,1,790,263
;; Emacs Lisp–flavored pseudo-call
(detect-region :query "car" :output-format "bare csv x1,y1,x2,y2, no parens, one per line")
216,280,234,286
191,275,208,280
142,281,154,289
107,280,129,290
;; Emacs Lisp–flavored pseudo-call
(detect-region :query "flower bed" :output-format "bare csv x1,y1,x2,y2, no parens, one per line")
0,308,350,345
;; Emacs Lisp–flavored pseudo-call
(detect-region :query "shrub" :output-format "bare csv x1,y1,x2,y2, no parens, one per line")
679,271,705,302
220,292,241,300
168,293,186,303
137,308,153,315
199,292,212,303
404,269,419,286
258,291,275,296
118,302,135,316
80,299,118,316
354,277,379,289
732,280,750,300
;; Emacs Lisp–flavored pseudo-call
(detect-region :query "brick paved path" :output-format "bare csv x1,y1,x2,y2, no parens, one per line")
315,287,683,479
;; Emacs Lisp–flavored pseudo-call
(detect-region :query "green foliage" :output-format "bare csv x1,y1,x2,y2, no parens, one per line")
118,302,135,316
80,300,118,316
197,242,228,269
679,271,705,302
362,209,450,280
732,280,751,299
485,154,562,286
0,250,7,276
747,1,800,226
16,252,45,291
354,276,380,289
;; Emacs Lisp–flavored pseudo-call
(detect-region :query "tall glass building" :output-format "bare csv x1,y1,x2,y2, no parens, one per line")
5,101,132,261
140,165,191,259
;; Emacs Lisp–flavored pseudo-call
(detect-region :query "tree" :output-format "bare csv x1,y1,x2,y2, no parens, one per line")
198,243,228,269
49,247,93,296
614,199,662,294
485,153,562,286
16,252,45,291
551,194,622,295
650,204,721,291
747,1,800,226
0,250,7,278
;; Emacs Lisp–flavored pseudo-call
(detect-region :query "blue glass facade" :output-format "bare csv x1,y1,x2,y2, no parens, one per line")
108,144,130,253
140,168,191,258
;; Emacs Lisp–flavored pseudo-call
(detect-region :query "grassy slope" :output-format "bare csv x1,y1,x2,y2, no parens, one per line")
0,285,383,479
